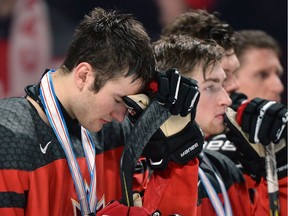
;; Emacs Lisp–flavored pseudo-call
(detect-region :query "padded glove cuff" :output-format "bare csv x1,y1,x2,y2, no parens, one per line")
142,121,204,170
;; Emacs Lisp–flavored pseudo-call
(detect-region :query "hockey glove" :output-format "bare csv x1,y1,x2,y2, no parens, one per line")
235,97,287,145
227,93,287,145
143,117,204,170
229,92,248,111
153,68,200,118
224,96,287,180
124,93,204,170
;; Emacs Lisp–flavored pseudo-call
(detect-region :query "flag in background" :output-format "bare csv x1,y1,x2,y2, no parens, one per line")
8,0,51,97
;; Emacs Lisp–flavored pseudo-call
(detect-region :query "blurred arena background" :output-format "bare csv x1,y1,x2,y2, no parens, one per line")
0,0,286,104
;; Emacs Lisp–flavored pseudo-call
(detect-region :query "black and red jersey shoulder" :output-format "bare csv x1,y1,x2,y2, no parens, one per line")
0,97,131,216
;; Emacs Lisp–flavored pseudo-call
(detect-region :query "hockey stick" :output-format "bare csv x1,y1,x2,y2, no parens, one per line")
120,99,171,206
265,143,280,216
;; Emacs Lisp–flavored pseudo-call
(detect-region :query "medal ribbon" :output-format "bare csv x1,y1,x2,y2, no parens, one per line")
199,153,232,216
39,70,97,215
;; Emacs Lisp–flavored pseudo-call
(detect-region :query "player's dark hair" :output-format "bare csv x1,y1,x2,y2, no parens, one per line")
162,9,235,51
62,7,155,92
153,35,224,79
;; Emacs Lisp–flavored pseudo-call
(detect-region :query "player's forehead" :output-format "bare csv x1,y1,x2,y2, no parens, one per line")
204,63,226,84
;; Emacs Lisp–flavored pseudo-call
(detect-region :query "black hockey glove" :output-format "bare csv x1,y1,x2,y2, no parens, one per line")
153,68,200,118
236,97,287,145
227,93,287,145
142,116,204,170
224,94,287,181
229,92,248,111
126,68,199,122
123,72,204,170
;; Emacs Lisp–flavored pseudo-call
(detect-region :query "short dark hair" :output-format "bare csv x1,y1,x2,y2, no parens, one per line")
153,35,224,79
161,9,235,51
62,7,155,92
234,30,281,60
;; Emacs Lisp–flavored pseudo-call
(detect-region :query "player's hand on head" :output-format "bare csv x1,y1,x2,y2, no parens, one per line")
155,68,200,118
123,94,150,125
123,93,204,169
123,68,200,123
122,68,203,170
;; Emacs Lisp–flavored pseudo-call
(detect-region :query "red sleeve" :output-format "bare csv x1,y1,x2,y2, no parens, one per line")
143,158,199,216
0,169,28,216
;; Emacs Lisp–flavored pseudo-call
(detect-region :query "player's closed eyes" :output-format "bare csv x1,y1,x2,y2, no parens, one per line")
256,70,269,80
204,84,221,93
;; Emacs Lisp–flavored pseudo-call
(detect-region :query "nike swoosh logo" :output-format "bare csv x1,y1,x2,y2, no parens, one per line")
40,141,52,154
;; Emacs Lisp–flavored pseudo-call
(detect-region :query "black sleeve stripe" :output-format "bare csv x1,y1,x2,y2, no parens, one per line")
0,192,26,208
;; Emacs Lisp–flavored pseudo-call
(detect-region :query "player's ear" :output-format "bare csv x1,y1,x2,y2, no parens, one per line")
74,62,93,89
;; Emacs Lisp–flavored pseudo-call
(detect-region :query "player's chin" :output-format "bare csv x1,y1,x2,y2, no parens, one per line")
263,95,281,103
211,124,225,135
273,96,281,103
86,122,103,132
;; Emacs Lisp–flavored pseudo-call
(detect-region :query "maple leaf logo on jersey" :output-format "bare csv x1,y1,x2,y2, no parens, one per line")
71,180,106,215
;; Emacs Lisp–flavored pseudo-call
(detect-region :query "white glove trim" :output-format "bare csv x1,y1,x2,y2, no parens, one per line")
226,107,266,157
188,91,200,112
173,69,181,105
254,101,276,143
149,158,163,166
276,112,288,140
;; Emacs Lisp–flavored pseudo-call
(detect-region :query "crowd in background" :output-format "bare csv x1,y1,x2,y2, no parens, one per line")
0,0,286,103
